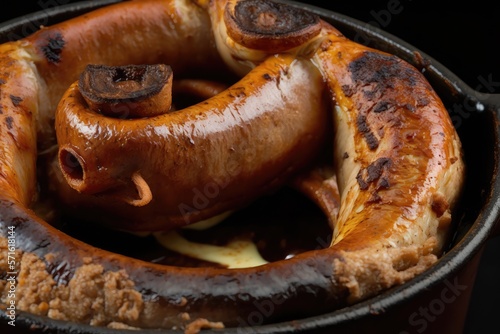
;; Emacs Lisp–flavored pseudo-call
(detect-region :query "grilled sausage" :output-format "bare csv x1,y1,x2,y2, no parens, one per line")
53,54,329,231
1,0,223,207
0,0,465,331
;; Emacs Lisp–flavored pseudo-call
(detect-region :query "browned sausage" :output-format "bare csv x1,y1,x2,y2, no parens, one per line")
0,0,465,332
53,54,330,231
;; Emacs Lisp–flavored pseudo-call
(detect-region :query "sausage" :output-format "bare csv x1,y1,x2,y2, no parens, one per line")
1,0,223,206
0,0,465,332
310,20,465,302
0,43,39,206
53,54,330,231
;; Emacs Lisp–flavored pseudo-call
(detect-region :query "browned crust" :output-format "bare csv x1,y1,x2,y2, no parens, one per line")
224,0,321,52
78,64,173,118
0,0,465,331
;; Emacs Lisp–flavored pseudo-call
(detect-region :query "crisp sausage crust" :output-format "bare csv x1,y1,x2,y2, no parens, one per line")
0,0,465,331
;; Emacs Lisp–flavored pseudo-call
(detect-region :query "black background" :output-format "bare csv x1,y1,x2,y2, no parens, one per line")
1,1,499,333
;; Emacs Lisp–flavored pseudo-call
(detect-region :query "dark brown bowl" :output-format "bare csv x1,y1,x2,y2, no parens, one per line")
1,1,499,333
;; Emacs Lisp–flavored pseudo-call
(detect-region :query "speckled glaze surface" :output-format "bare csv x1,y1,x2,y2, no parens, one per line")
0,1,499,333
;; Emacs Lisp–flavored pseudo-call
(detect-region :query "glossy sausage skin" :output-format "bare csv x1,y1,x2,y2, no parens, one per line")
0,0,223,207
0,0,465,331
0,43,39,206
54,54,330,231
312,21,465,302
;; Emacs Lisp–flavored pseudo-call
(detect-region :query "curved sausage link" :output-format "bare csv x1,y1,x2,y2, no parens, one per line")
310,21,464,303
313,22,464,253
0,0,465,331
0,43,40,206
53,54,330,231
0,0,223,203
29,0,224,149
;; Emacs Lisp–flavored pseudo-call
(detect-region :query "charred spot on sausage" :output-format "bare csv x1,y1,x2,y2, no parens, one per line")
341,84,354,97
405,104,416,113
367,192,382,203
78,64,173,118
356,114,379,150
225,0,321,52
377,177,390,190
349,51,418,89
356,175,369,191
10,94,22,106
417,97,430,107
373,101,390,113
356,158,392,191
45,260,76,285
347,52,433,151
366,158,391,182
5,116,13,130
41,32,65,64
233,0,318,36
